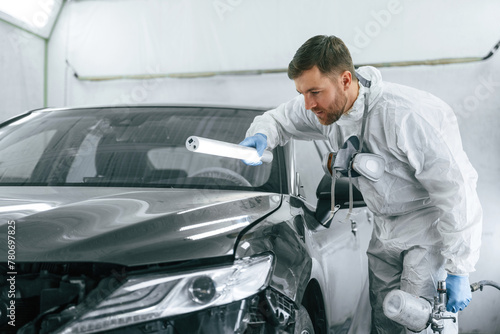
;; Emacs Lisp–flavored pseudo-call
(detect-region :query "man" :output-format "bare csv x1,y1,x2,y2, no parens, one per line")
240,35,482,333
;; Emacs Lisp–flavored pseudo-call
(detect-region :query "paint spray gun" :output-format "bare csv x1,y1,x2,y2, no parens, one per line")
383,281,455,333
383,280,500,333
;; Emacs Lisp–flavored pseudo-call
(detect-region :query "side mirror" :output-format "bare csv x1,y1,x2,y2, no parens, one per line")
315,174,366,223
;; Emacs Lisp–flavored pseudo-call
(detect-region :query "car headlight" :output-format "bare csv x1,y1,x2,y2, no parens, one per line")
55,254,273,334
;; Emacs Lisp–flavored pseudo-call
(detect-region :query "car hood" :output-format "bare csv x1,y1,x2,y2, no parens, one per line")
0,187,281,266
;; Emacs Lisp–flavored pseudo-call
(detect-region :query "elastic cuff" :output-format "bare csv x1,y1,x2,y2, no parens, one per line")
255,133,267,140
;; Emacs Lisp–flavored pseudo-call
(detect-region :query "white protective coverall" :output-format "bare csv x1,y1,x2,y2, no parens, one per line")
245,66,483,333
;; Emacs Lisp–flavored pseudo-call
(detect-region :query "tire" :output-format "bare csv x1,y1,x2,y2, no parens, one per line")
294,305,315,334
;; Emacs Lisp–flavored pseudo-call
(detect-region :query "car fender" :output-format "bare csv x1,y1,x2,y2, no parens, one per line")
235,203,312,303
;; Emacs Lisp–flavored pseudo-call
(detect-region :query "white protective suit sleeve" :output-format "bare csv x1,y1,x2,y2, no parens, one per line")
245,95,330,148
396,106,482,275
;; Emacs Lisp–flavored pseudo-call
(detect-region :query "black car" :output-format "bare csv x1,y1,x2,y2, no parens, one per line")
0,106,372,334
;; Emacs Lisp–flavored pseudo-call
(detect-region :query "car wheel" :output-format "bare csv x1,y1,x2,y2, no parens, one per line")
294,305,315,334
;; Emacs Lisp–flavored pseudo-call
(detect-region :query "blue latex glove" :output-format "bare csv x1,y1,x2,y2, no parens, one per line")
239,133,267,166
446,274,472,313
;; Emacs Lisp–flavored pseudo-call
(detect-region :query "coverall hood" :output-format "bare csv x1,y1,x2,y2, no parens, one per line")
337,66,383,126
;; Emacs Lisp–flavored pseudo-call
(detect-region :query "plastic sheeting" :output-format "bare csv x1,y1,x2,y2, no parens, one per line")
46,0,500,108
0,0,63,39
53,0,500,80
0,0,61,120
0,19,44,121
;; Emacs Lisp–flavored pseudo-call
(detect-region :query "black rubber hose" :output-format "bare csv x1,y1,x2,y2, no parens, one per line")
470,280,500,292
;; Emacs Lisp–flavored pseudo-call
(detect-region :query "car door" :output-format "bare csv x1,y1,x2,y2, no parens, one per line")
290,139,372,331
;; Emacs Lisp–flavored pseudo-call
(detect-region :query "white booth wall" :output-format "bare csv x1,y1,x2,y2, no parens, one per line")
2,0,500,332
0,19,44,120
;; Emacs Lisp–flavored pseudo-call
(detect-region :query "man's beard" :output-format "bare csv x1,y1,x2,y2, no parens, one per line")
313,94,348,125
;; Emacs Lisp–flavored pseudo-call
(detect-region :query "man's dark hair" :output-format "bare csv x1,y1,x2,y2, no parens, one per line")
287,35,356,80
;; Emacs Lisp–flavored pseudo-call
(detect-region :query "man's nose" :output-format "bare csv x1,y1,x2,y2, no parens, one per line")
304,95,317,110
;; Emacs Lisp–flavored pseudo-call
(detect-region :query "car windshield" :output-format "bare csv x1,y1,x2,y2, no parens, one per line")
0,107,280,192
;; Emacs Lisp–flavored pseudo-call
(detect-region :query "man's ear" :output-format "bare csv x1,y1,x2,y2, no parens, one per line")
341,71,352,91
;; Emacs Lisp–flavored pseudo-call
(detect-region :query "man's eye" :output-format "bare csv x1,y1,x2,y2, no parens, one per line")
311,91,320,95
